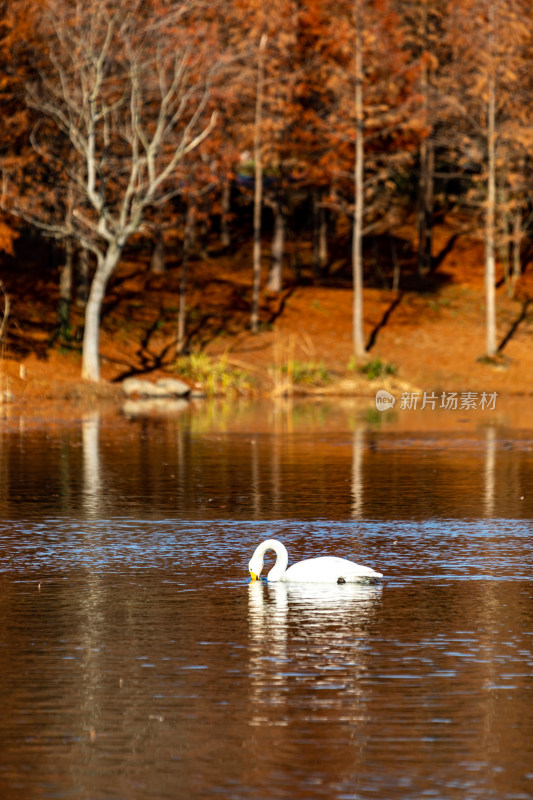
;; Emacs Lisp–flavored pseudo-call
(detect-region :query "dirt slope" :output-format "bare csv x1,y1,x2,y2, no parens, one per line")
1,221,532,416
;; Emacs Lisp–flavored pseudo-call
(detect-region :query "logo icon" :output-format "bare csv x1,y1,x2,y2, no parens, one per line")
375,389,395,411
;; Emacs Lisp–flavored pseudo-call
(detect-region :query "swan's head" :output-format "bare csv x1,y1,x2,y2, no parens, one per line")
249,539,288,581
248,554,263,581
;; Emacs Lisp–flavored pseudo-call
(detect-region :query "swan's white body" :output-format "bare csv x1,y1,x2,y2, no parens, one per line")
248,538,383,584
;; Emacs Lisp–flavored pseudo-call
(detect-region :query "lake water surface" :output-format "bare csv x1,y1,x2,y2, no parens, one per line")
1,398,533,799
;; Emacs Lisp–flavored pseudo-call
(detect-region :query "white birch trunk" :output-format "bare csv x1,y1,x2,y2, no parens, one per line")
81,242,122,381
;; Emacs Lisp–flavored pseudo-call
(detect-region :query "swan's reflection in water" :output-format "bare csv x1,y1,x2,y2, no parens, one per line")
248,580,382,728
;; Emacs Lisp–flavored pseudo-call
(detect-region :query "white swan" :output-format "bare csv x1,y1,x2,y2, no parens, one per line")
248,538,383,584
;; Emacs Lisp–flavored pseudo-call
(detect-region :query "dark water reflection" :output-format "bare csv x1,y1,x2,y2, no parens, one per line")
2,405,533,522
1,401,533,799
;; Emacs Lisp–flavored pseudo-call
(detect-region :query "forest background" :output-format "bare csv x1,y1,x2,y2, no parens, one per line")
0,0,533,405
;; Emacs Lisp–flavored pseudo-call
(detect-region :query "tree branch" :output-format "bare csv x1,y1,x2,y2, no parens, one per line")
0,280,10,344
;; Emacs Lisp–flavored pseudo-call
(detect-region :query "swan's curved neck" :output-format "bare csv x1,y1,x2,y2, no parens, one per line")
254,539,288,581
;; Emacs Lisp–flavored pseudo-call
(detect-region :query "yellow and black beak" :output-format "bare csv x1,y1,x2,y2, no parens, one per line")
249,569,258,581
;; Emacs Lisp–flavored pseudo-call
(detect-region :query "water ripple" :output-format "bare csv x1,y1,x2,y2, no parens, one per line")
0,517,531,582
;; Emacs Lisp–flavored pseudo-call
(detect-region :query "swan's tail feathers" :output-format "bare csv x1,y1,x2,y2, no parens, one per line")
344,567,383,583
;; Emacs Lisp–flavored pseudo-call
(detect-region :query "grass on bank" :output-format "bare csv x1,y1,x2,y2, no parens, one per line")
269,334,333,395
353,357,398,381
173,351,254,396
171,343,397,399
281,360,331,385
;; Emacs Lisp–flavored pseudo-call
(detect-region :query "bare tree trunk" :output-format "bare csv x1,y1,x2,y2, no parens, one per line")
221,179,231,247
0,281,10,345
198,205,209,259
58,237,73,336
352,2,366,359
150,229,165,274
251,34,267,332
510,205,522,297
76,246,90,307
177,201,196,355
417,0,434,277
14,4,218,382
497,180,510,288
312,190,328,278
82,241,123,381
485,12,497,358
391,236,401,292
425,141,435,269
318,205,328,272
267,200,284,292
418,138,434,275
